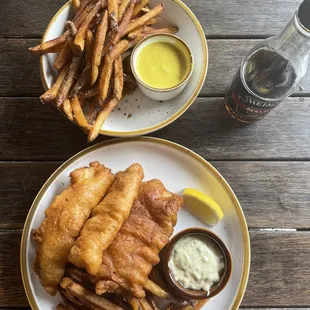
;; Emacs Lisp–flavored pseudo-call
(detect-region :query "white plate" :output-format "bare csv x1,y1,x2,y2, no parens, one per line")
40,0,208,137
21,138,250,310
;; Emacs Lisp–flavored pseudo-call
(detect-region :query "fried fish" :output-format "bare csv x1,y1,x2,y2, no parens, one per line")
93,179,183,298
69,163,144,275
33,162,115,295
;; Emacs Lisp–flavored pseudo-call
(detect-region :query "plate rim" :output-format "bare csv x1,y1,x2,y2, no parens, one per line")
39,0,209,137
20,137,251,310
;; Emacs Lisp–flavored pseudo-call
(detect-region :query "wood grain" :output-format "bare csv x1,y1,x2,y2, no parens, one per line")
1,97,310,161
1,231,309,307
0,161,309,229
0,0,302,37
2,39,310,96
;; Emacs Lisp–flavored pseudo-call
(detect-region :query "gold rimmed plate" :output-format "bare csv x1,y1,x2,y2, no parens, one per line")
21,137,250,310
40,0,208,137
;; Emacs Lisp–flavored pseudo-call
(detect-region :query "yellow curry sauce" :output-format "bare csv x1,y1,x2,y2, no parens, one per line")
136,41,191,89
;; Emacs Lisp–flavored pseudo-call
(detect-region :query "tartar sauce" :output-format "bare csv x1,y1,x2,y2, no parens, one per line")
168,235,225,295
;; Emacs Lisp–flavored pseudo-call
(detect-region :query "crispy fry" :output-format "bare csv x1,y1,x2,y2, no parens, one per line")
74,0,104,52
72,0,80,10
139,299,153,310
113,1,136,44
70,64,91,97
72,0,93,23
71,95,89,128
91,10,108,85
66,21,78,36
132,0,149,18
148,297,160,310
63,98,74,121
87,100,97,123
144,279,169,299
146,17,160,25
40,64,70,103
108,0,119,26
143,26,178,35
118,0,131,20
54,43,72,70
122,4,164,36
109,40,129,61
56,54,83,106
194,300,209,310
141,6,150,13
81,87,99,99
114,56,124,100
88,98,118,142
28,33,67,54
61,278,124,310
99,56,113,101
85,30,95,63
128,298,140,310
128,26,144,39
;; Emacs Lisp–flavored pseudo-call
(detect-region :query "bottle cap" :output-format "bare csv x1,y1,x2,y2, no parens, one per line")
298,0,310,31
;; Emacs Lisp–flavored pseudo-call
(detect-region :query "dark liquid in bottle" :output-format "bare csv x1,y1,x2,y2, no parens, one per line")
243,48,297,99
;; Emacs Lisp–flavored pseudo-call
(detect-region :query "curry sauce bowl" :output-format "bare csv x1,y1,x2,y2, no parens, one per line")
163,228,232,300
131,34,194,101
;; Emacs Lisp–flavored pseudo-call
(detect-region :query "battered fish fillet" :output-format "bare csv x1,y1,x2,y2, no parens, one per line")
33,162,115,295
69,163,144,275
93,180,183,298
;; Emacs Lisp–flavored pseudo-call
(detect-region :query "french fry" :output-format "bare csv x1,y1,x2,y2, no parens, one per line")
85,30,95,63
144,279,170,299
143,26,178,35
127,34,146,50
109,40,129,61
146,17,160,25
122,3,164,36
40,64,70,103
88,98,118,142
128,26,144,39
194,300,209,310
118,0,131,20
66,21,78,36
87,100,97,123
74,0,104,52
72,0,94,23
132,0,149,18
72,0,80,10
63,98,74,121
108,0,119,26
66,22,79,55
91,10,108,85
114,56,124,100
139,299,153,310
70,64,91,97
148,297,160,310
56,54,83,106
128,298,140,310
29,33,67,54
54,42,72,70
71,95,89,128
61,278,123,310
113,1,136,44
99,56,113,101
80,87,99,99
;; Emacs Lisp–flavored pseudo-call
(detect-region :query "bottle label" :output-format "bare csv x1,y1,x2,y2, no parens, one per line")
225,71,282,122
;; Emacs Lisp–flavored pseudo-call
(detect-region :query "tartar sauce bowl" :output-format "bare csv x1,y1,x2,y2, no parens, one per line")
130,34,194,101
163,228,232,300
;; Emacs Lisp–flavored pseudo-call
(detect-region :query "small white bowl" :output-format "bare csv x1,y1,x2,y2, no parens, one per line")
131,34,194,101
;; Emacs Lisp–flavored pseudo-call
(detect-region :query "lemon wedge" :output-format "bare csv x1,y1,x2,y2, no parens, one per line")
182,188,224,225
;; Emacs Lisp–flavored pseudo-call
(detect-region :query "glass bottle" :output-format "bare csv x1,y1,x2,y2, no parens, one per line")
225,0,310,123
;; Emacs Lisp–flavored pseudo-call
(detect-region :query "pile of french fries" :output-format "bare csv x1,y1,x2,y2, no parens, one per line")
57,265,208,310
29,0,178,142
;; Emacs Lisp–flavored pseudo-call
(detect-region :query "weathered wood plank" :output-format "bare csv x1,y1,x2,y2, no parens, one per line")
1,39,310,96
1,231,309,307
0,0,302,37
0,39,43,96
242,231,310,307
1,97,310,161
1,162,309,229
211,162,310,230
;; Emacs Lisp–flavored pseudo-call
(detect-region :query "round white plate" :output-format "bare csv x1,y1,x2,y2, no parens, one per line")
21,138,250,310
40,0,208,137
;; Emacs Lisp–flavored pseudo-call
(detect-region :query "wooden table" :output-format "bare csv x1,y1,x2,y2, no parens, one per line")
1,0,310,309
